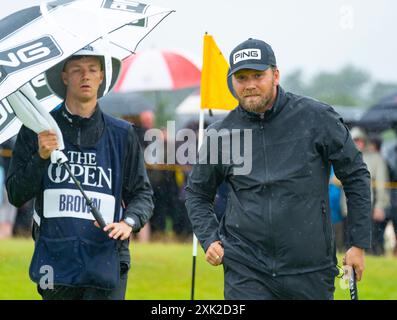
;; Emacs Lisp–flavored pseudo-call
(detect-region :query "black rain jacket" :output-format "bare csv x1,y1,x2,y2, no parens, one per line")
185,86,371,276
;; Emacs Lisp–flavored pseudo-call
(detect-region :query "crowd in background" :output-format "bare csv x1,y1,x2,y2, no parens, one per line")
329,126,397,256
1,112,397,257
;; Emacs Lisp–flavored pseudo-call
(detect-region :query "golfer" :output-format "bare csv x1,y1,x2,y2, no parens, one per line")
186,38,371,299
6,45,153,300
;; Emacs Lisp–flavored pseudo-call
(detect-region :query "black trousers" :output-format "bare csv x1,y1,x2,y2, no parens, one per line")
223,261,338,300
37,263,129,300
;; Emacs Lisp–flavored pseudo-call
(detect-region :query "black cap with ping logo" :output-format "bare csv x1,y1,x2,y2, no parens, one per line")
228,38,277,77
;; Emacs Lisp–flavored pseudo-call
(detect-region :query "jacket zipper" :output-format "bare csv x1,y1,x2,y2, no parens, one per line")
260,115,276,276
321,200,331,256
77,127,81,146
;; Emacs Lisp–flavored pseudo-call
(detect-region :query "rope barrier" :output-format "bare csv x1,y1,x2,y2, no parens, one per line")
3,148,397,189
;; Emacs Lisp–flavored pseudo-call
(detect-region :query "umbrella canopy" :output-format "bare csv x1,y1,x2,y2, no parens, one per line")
359,91,397,132
332,105,366,127
114,49,201,92
113,49,201,126
0,0,173,144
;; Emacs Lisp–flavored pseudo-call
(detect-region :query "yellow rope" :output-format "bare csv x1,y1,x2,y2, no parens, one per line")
2,149,397,189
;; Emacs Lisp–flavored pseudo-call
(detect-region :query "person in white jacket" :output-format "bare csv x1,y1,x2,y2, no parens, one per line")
350,127,390,255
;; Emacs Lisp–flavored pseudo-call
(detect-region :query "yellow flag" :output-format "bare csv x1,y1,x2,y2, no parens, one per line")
200,34,238,110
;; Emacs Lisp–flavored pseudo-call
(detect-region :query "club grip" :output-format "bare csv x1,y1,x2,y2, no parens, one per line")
349,268,359,300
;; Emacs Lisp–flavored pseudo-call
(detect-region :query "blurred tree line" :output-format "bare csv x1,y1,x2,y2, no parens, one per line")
282,65,397,108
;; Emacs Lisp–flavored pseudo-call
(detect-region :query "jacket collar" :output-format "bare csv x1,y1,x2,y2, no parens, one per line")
237,86,288,122
59,102,102,127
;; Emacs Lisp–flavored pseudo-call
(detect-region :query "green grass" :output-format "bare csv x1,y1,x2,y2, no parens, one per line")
0,238,396,300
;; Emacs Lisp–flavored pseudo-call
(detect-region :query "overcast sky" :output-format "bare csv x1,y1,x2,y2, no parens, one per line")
2,0,396,83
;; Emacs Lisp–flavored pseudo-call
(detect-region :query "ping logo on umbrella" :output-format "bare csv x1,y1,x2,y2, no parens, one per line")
102,0,148,14
102,1,149,27
0,36,62,84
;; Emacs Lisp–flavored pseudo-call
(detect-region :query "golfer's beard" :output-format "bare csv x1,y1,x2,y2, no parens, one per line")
238,80,275,113
239,94,272,113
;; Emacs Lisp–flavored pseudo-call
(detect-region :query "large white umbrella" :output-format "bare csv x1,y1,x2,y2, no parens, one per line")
0,0,174,228
0,0,174,144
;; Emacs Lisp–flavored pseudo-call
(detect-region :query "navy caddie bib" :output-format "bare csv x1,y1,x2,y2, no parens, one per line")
30,114,131,290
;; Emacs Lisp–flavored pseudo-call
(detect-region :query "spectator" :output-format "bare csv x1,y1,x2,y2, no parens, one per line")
329,167,347,252
350,127,390,255
0,141,17,239
382,139,397,257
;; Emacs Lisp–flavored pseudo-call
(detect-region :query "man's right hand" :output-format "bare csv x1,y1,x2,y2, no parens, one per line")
343,246,365,281
205,241,224,266
38,130,59,160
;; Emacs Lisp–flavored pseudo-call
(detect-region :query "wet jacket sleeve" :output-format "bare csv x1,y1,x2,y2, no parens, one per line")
316,106,372,249
6,126,49,207
122,126,154,232
185,131,226,252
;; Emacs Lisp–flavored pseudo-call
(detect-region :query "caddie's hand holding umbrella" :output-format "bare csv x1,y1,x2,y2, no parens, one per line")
36,126,108,229
0,0,174,231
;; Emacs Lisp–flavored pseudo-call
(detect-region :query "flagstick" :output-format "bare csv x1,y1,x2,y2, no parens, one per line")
190,233,198,300
197,107,205,152
191,108,205,300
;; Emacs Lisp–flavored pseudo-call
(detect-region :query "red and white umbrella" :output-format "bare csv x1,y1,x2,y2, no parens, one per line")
114,49,201,92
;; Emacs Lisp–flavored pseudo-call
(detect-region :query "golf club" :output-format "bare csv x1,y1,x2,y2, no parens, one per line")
349,267,359,300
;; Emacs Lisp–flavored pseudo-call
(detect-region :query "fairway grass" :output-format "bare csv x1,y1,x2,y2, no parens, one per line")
0,238,396,300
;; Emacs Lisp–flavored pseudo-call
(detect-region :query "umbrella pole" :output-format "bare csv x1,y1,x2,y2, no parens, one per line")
62,161,107,230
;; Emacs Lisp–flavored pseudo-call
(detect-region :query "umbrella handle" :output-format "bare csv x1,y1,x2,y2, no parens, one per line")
89,201,108,230
62,162,108,231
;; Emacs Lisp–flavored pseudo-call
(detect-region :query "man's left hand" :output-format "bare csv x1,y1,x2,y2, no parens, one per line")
94,221,132,240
